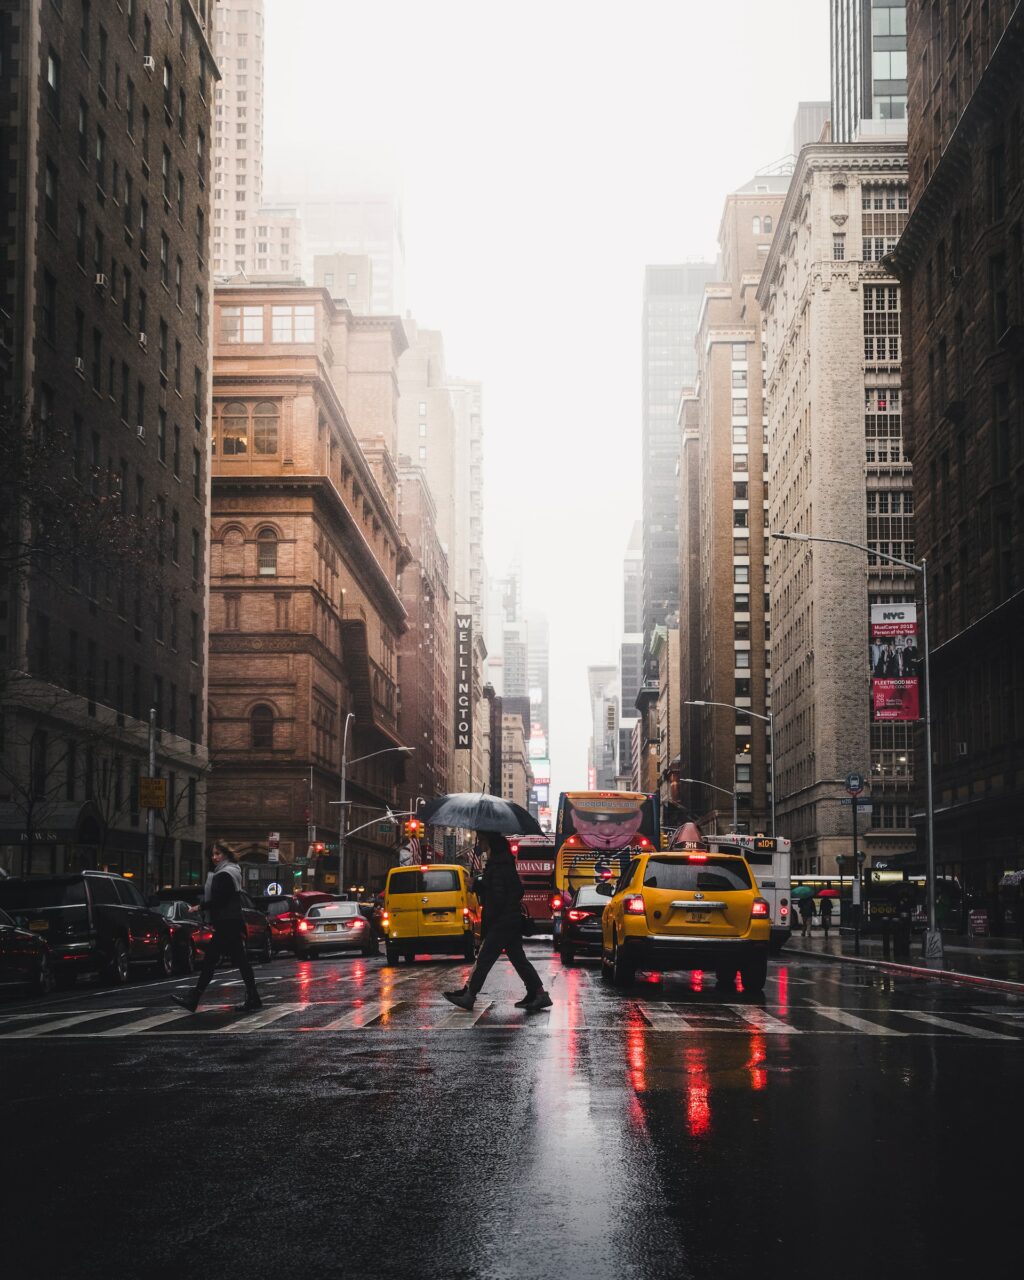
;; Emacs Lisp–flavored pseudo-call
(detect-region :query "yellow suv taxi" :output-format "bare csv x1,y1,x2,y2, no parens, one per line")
599,848,771,993
382,864,479,965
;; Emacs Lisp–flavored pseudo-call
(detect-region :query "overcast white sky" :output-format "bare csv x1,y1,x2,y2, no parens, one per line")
264,0,830,801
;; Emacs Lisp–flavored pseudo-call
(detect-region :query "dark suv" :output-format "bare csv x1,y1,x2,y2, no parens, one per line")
0,872,174,988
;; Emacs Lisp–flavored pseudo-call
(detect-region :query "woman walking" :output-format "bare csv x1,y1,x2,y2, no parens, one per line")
444,832,552,1013
173,843,262,1013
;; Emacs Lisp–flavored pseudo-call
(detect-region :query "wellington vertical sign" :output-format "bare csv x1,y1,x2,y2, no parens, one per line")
455,616,472,749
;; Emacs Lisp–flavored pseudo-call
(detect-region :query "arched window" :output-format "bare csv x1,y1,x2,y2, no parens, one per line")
221,401,248,454
752,216,761,235
257,528,278,576
250,704,274,750
252,401,279,455
763,215,773,234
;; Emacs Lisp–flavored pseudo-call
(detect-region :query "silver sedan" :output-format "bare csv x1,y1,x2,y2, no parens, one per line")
294,902,378,958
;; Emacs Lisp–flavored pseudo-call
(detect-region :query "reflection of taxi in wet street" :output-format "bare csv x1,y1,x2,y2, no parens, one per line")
600,848,770,993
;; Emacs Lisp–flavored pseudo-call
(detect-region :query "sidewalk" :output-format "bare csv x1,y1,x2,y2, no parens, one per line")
784,928,1024,993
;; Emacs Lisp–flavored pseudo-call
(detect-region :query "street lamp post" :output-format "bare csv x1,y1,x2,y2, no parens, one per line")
329,710,413,895
684,700,775,836
772,530,942,965
678,777,738,835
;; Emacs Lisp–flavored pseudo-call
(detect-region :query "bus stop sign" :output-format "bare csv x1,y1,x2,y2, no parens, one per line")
845,773,865,795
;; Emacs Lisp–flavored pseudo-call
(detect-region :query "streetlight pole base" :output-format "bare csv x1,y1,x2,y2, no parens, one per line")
924,928,945,966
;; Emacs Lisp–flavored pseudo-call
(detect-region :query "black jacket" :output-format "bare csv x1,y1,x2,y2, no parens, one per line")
207,865,243,926
479,849,524,929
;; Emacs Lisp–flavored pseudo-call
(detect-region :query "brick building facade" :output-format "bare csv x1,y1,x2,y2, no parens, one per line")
892,1,1024,905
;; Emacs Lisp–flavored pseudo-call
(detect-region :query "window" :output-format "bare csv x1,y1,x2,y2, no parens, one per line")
732,369,747,388
733,453,748,472
160,232,169,286
752,216,761,235
41,271,57,344
220,306,263,343
736,763,752,783
731,343,746,361
194,287,204,338
192,448,201,499
732,398,748,416
257,530,278,576
44,159,58,230
95,125,106,187
734,565,750,584
733,508,749,528
833,233,846,260
733,537,749,556
250,704,274,750
763,216,772,234
864,284,901,362
733,482,748,501
77,98,88,162
732,426,748,444
271,306,315,342
865,388,903,463
252,402,279,454
46,48,60,118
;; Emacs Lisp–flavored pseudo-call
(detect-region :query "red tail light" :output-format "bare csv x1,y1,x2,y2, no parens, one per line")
566,909,592,923
298,919,312,932
780,904,789,919
751,898,769,918
687,853,708,863
462,906,469,918
638,837,651,848
381,912,390,926
549,895,563,912
624,895,645,915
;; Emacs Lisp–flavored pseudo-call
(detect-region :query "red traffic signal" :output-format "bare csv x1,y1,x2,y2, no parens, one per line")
403,818,425,839
312,842,326,855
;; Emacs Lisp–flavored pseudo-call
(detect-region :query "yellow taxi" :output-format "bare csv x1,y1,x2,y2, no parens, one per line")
382,864,479,965
599,847,771,992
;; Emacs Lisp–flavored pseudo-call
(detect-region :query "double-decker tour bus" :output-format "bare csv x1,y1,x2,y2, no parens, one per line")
510,835,557,934
553,791,660,896
669,828,793,954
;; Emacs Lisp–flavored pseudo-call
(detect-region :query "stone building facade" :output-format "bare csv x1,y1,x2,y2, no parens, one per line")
758,139,916,875
687,176,788,836
891,1,1024,903
0,0,215,886
207,283,409,893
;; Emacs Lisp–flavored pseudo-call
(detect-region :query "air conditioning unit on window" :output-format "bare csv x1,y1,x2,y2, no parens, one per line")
94,273,108,289
955,741,968,757
138,331,148,349
143,55,156,72
136,424,146,440
74,356,86,374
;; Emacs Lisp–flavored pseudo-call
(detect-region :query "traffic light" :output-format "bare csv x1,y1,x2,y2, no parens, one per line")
312,842,326,855
403,819,425,839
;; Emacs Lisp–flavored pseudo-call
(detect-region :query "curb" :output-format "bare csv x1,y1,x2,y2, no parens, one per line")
786,946,1024,996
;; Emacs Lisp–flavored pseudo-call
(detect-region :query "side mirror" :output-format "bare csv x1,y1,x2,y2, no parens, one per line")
594,881,614,897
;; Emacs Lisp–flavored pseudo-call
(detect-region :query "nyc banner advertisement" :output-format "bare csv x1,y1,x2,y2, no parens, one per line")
870,603,920,721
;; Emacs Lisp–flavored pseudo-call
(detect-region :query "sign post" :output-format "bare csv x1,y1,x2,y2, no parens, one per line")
845,773,865,955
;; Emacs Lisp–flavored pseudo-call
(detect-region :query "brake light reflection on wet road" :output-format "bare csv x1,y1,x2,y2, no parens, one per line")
684,1045,711,1137
746,1033,768,1091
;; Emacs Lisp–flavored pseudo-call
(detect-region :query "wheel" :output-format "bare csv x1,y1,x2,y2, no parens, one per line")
600,947,613,982
102,939,130,985
259,931,273,964
54,968,77,991
559,944,576,965
611,938,635,988
178,942,197,975
152,938,174,979
385,943,399,966
35,952,55,996
739,954,768,995
403,951,416,964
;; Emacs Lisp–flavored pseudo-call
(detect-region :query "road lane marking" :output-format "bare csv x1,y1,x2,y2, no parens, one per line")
221,1003,307,1033
727,1005,799,1034
95,1008,196,1036
809,1006,907,1036
320,1001,400,1030
900,1010,1017,1039
434,999,494,1028
637,1005,695,1030
2,1008,142,1037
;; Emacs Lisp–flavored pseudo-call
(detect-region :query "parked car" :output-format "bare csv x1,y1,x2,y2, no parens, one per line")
557,885,608,963
249,893,306,954
148,887,273,964
0,872,174,988
0,906,55,996
295,901,379,958
150,899,212,973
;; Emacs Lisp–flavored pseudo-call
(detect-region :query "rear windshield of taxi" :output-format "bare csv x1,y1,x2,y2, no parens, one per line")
387,869,460,894
642,857,752,892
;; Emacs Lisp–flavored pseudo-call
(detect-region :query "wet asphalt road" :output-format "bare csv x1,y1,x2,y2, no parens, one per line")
2,941,1023,1280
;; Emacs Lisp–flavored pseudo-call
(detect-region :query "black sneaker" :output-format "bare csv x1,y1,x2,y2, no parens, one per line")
514,992,538,1009
171,992,198,1014
235,998,263,1013
443,990,475,1011
522,989,553,1013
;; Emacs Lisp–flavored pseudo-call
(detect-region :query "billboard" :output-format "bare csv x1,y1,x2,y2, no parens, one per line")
531,757,551,785
529,734,547,759
454,616,472,748
870,603,920,721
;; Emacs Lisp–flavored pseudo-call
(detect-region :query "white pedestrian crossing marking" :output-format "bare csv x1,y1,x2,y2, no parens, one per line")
435,999,494,1028
221,1003,306,1033
900,1010,1016,1039
96,1008,195,1036
727,1005,799,1035
809,1006,907,1036
2,1009,142,1038
320,1001,398,1030
638,1005,695,1030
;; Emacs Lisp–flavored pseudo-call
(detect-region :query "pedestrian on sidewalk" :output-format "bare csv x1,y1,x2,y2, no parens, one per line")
173,842,262,1014
444,832,552,1013
799,894,815,937
820,895,833,938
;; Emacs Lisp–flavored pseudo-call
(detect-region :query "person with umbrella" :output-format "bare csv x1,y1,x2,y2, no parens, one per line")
819,889,835,938
443,831,553,1013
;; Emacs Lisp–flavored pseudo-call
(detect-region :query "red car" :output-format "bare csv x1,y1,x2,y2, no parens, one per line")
251,891,339,954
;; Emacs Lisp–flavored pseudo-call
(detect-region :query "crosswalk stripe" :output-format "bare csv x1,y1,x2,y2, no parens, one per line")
221,1003,307,1033
2,1009,142,1038
638,1005,695,1030
434,999,494,1028
809,1006,906,1036
320,1001,399,1030
95,1008,195,1036
727,1005,799,1035
900,1010,1017,1039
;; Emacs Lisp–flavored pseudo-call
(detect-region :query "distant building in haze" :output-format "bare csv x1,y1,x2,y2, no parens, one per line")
830,1,907,142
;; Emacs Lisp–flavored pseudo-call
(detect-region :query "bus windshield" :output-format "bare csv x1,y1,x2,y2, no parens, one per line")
553,792,659,894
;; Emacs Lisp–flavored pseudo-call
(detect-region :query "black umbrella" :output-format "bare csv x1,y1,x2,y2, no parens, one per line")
417,792,543,836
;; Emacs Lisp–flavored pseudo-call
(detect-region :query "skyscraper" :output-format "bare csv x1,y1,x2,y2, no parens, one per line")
641,263,716,676
830,1,908,143
619,523,643,775
290,193,406,315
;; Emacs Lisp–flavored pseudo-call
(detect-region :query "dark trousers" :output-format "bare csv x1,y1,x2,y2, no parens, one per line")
193,920,259,1004
468,917,543,997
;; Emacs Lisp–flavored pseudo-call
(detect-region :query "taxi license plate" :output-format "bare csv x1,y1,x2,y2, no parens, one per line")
28,920,49,932
688,912,710,924
323,923,337,932
429,910,450,919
